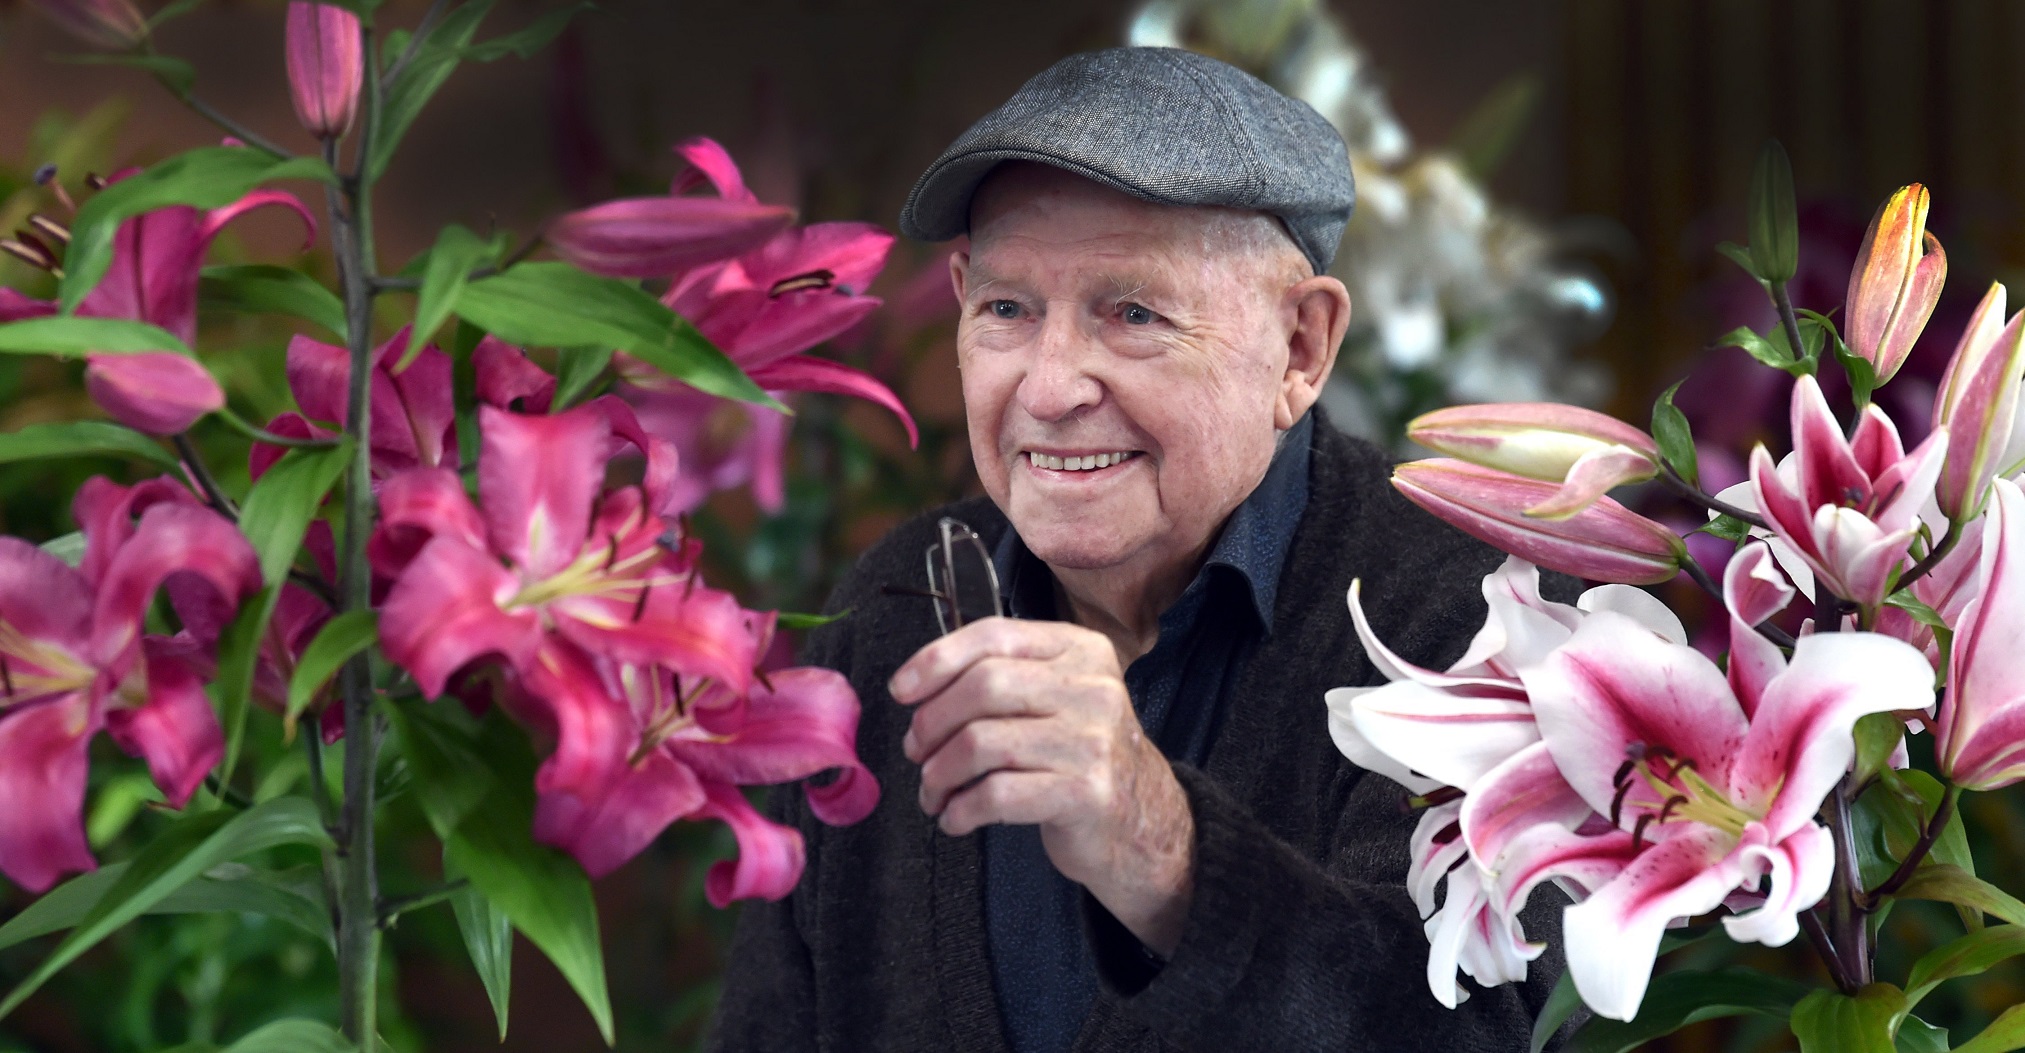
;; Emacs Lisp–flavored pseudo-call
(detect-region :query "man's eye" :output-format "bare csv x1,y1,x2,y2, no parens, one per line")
1120,303,1156,325
989,300,1022,319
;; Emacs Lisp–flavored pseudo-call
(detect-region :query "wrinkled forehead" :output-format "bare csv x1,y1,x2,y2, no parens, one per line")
967,162,1303,273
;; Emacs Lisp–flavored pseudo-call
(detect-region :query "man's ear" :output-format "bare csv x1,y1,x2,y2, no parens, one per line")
949,250,971,304
1276,275,1351,429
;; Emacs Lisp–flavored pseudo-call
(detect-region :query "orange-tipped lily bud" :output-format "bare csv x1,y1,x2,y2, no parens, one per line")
1845,184,1947,386
285,2,364,140
27,0,147,49
1407,402,1661,520
1933,282,2025,520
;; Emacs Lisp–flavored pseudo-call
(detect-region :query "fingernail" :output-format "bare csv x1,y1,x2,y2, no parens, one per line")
902,728,918,760
890,667,917,699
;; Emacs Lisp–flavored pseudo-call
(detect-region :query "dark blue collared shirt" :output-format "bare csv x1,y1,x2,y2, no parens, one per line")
981,412,1314,1053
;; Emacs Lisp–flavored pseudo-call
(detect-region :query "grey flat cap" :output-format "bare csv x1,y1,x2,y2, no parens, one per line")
900,46,1354,274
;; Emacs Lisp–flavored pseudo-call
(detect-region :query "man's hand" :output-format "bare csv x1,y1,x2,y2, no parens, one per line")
889,617,1194,955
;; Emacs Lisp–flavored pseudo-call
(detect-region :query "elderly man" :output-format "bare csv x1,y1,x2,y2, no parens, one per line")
708,47,1566,1052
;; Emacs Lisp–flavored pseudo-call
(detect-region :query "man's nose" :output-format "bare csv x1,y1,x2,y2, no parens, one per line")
1015,315,1103,422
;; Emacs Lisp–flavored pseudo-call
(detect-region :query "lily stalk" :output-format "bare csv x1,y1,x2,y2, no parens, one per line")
320,18,385,1045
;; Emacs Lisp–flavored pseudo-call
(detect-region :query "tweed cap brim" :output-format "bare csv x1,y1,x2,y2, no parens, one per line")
900,47,1354,274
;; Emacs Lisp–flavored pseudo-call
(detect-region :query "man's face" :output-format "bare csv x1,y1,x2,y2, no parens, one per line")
952,164,1314,579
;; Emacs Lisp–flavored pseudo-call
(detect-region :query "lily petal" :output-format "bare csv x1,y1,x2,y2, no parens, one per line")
1562,825,1750,1020
104,644,223,807
84,353,224,436
1721,821,1832,947
477,404,608,580
533,747,705,878
745,356,919,448
696,779,805,906
0,697,98,891
664,666,878,825
377,536,539,698
89,502,261,668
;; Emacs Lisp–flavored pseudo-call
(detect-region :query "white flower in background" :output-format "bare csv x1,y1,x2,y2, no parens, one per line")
1128,0,1613,445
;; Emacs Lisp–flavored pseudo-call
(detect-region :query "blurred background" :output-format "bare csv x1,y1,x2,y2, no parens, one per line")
2,0,2024,1049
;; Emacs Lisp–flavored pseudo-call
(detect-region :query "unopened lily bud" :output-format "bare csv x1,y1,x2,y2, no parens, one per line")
1392,459,1686,585
85,353,225,436
1933,282,2025,520
27,0,147,49
548,195,795,278
285,2,364,140
1407,402,1660,520
1846,184,1947,386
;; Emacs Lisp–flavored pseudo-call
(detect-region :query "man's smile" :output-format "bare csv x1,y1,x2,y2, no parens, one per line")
1021,449,1145,475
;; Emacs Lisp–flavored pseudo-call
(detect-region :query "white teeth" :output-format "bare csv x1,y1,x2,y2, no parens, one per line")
1031,451,1136,472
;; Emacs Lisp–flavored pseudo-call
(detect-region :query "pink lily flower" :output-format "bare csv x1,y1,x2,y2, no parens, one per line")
1937,478,2025,789
251,328,458,480
1845,183,1947,387
1391,459,1687,585
0,477,261,891
1407,403,1661,520
1748,373,1947,611
0,172,315,435
608,138,918,512
1489,608,1931,1020
1931,282,2025,520
373,403,755,802
284,2,363,140
25,0,147,49
531,640,880,900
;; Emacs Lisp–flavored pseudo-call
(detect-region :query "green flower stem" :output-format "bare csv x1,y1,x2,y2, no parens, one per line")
1771,280,1808,378
172,433,238,518
377,878,470,926
327,26,387,1047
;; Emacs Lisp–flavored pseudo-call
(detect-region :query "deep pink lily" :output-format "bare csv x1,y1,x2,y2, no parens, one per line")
1392,459,1687,585
374,403,756,801
285,2,363,140
1748,373,1947,611
0,171,315,435
531,632,879,899
620,385,792,513
1489,609,1931,1020
1845,183,1947,386
0,477,261,891
1936,478,2025,789
251,328,457,480
1407,403,1660,520
1931,282,2025,520
610,139,916,511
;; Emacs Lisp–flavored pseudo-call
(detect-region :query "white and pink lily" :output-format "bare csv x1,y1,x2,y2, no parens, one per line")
1747,373,1947,612
1326,557,1683,1004
1485,589,1932,1020
1936,477,2025,790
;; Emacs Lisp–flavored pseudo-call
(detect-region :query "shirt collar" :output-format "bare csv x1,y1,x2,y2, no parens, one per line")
991,411,1313,635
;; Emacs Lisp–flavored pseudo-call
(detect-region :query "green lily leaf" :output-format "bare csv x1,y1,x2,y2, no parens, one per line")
1904,924,2025,1015
284,609,378,739
448,854,514,1040
459,2,593,61
0,420,179,472
554,346,613,409
776,608,850,631
200,264,348,340
1650,379,1698,488
0,316,188,357
1563,968,1811,1053
455,261,776,409
60,146,335,312
1896,865,2025,927
1789,984,1900,1053
219,1019,354,1053
387,700,612,1044
211,440,355,789
1953,1004,2025,1053
1851,712,1906,791
0,797,331,1019
396,224,498,371
1895,1015,1950,1052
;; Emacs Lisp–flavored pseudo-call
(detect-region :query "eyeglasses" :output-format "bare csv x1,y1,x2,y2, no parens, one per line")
880,516,1003,635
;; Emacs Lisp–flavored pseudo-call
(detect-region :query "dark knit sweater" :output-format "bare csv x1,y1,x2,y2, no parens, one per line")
706,418,1570,1052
